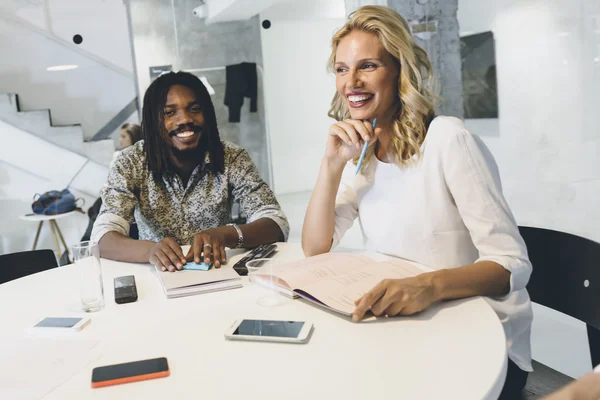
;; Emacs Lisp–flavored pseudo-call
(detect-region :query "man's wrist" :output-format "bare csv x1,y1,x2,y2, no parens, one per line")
143,240,157,263
227,223,244,248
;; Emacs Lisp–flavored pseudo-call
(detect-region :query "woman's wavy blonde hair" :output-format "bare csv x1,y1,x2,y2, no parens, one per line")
328,5,438,168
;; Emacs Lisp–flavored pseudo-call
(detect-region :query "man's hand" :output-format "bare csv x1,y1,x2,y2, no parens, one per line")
149,238,186,272
186,228,230,268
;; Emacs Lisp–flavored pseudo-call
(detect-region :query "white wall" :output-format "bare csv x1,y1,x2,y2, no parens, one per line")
0,0,136,139
130,36,174,105
205,0,285,24
260,0,346,194
458,0,600,378
12,0,134,73
0,121,108,256
344,0,388,15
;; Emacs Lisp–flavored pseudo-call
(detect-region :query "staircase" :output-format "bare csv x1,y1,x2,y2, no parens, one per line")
0,92,114,166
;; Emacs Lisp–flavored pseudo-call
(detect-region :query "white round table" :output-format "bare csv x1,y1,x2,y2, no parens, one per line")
0,243,507,400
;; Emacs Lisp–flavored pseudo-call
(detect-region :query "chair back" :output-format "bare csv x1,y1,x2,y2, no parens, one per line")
0,249,58,284
519,226,600,365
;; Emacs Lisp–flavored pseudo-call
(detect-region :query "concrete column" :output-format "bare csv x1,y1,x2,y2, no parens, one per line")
388,0,464,118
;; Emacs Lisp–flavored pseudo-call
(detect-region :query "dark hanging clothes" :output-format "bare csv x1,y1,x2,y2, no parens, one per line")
224,62,257,122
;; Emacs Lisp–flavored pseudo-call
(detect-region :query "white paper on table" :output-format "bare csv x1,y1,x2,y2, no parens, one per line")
0,338,102,399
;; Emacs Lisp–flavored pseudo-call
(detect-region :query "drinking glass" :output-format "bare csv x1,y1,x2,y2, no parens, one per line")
72,241,105,312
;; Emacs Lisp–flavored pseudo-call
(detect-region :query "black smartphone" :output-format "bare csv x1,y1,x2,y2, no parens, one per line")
91,357,170,388
233,244,278,276
114,275,138,304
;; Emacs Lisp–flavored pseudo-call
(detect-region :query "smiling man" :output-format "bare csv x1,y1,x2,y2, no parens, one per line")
91,71,288,272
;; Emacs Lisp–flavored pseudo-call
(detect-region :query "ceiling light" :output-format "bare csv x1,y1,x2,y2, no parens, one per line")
46,65,78,71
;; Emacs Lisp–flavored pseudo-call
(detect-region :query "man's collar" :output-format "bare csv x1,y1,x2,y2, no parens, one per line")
161,150,212,181
202,151,211,167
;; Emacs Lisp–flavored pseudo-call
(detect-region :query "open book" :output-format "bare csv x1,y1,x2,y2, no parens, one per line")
154,265,242,299
256,253,425,315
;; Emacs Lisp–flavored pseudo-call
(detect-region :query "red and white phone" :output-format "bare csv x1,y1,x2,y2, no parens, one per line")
91,357,170,388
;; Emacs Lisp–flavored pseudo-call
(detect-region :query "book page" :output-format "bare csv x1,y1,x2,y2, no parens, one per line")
297,258,424,315
268,253,375,289
377,258,427,276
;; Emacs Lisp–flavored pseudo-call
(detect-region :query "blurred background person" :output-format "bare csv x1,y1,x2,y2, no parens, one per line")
111,123,142,168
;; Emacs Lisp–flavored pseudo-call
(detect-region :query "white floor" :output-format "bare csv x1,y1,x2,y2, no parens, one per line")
277,190,593,379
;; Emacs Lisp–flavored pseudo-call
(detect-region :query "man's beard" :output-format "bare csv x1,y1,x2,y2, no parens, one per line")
170,143,204,160
167,123,206,160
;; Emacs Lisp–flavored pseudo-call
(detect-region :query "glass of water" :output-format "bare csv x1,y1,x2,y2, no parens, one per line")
246,258,283,307
72,241,105,312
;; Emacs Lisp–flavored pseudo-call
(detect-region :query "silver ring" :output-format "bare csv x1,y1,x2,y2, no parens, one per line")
203,244,212,248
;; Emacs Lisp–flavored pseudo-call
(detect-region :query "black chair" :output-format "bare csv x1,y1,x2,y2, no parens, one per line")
0,249,59,285
81,197,141,244
519,226,600,399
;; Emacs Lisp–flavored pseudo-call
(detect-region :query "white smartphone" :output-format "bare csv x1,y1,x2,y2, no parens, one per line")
224,319,313,344
34,317,91,331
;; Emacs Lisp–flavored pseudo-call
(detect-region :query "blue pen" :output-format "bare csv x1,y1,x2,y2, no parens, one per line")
355,118,377,175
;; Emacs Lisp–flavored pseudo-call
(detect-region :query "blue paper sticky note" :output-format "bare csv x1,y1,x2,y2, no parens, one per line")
182,261,212,271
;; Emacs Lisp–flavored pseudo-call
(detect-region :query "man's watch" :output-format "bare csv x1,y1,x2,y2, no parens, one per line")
228,223,244,249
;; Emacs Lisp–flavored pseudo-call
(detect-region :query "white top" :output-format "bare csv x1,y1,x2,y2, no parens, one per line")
0,243,507,400
18,210,80,222
332,116,533,371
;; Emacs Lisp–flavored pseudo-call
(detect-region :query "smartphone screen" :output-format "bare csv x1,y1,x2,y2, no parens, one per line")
92,357,169,384
232,319,305,338
35,317,83,328
114,275,135,288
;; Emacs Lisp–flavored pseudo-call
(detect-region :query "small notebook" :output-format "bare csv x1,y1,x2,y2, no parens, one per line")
154,265,242,299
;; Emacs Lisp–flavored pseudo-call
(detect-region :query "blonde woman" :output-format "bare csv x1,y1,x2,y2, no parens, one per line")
302,6,532,398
